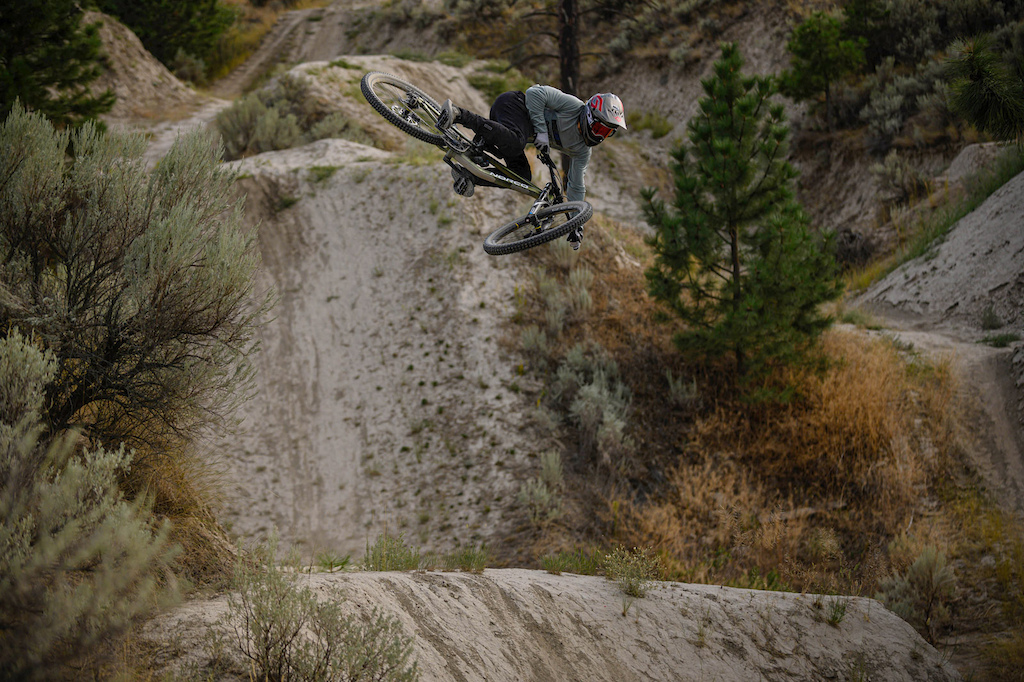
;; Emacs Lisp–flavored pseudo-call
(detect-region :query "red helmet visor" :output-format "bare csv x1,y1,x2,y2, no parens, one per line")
590,118,616,140
593,118,614,140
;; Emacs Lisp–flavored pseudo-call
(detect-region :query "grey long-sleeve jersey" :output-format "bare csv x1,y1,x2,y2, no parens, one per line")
524,85,592,203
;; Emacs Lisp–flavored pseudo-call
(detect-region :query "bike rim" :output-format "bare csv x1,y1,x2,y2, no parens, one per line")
370,79,442,136
493,206,577,245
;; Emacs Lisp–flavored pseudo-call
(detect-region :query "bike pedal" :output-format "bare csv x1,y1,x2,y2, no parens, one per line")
567,228,583,250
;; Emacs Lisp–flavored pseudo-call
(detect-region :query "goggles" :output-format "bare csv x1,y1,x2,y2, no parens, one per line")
590,118,617,140
589,107,618,140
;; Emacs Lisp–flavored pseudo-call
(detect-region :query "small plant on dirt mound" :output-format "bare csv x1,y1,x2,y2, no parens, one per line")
877,545,956,644
604,545,662,616
225,538,418,682
364,530,421,571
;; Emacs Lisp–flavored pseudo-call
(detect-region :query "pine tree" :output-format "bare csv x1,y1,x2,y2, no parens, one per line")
0,0,115,126
780,11,866,132
95,0,234,68
947,35,1024,143
643,44,842,385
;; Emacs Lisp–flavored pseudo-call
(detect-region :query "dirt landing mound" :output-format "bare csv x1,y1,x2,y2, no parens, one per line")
146,569,959,682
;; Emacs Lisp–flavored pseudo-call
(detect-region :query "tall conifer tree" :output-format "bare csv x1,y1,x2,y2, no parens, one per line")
0,0,115,125
643,44,842,384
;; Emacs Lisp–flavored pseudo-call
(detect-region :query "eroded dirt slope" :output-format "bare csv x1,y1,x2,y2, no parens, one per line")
856,164,1024,512
212,57,552,559
144,569,960,682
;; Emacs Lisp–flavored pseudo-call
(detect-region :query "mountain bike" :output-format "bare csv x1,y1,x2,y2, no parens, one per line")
360,71,592,255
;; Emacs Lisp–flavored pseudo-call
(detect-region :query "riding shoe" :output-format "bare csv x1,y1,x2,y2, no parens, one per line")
437,99,461,131
452,167,475,197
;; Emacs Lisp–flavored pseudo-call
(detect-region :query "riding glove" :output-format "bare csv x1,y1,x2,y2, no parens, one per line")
534,132,549,155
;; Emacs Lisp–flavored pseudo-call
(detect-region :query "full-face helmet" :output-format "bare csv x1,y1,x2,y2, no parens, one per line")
578,93,626,146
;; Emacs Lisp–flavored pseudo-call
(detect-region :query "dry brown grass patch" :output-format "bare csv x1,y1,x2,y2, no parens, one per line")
613,328,961,593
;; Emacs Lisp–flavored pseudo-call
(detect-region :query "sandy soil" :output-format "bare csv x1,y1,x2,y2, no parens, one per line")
143,569,960,682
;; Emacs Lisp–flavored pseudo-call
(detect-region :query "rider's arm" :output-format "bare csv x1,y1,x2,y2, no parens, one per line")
525,85,583,139
565,149,591,203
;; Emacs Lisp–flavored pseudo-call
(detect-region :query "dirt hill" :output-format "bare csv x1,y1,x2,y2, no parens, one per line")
143,569,960,681
90,2,1024,680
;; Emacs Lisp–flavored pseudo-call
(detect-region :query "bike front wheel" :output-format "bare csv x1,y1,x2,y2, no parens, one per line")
483,201,593,255
361,71,445,147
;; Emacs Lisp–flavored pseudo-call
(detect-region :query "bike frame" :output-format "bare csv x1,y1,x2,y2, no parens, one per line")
399,92,567,226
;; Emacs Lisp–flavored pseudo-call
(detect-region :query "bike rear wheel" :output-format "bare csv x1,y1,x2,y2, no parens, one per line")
361,72,445,147
483,201,593,255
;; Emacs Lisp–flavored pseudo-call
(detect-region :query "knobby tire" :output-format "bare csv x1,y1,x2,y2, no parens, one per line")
361,72,446,147
483,202,593,255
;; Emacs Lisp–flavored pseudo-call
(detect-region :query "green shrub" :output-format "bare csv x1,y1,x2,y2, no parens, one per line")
364,531,421,571
517,450,564,527
521,324,550,364
216,73,372,160
631,110,674,139
983,333,1021,348
0,331,177,679
435,51,474,67
877,545,956,643
981,305,1004,330
227,539,418,681
309,165,341,183
604,546,661,598
665,369,701,408
541,548,604,576
871,149,931,206
316,551,351,572
441,544,488,573
518,477,563,526
467,64,532,101
546,344,635,467
170,48,207,86
0,103,270,479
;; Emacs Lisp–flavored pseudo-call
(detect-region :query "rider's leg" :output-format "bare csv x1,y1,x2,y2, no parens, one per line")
459,91,534,182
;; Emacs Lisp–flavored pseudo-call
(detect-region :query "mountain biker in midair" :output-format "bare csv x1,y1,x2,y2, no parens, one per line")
434,85,626,203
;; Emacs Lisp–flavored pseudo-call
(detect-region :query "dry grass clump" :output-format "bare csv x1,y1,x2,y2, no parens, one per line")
615,328,957,592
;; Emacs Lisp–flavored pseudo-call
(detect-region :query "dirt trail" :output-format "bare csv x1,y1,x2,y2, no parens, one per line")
861,315,1024,513
209,7,322,100
855,165,1024,514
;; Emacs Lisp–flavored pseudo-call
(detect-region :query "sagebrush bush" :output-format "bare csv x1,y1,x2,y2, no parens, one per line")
1,102,267,583
871,149,931,207
216,72,372,160
0,104,270,454
877,545,956,643
518,450,564,526
0,331,177,679
364,531,421,571
546,345,635,467
227,539,418,682
518,477,563,526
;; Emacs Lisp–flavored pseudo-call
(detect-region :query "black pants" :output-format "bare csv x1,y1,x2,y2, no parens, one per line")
458,91,533,182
